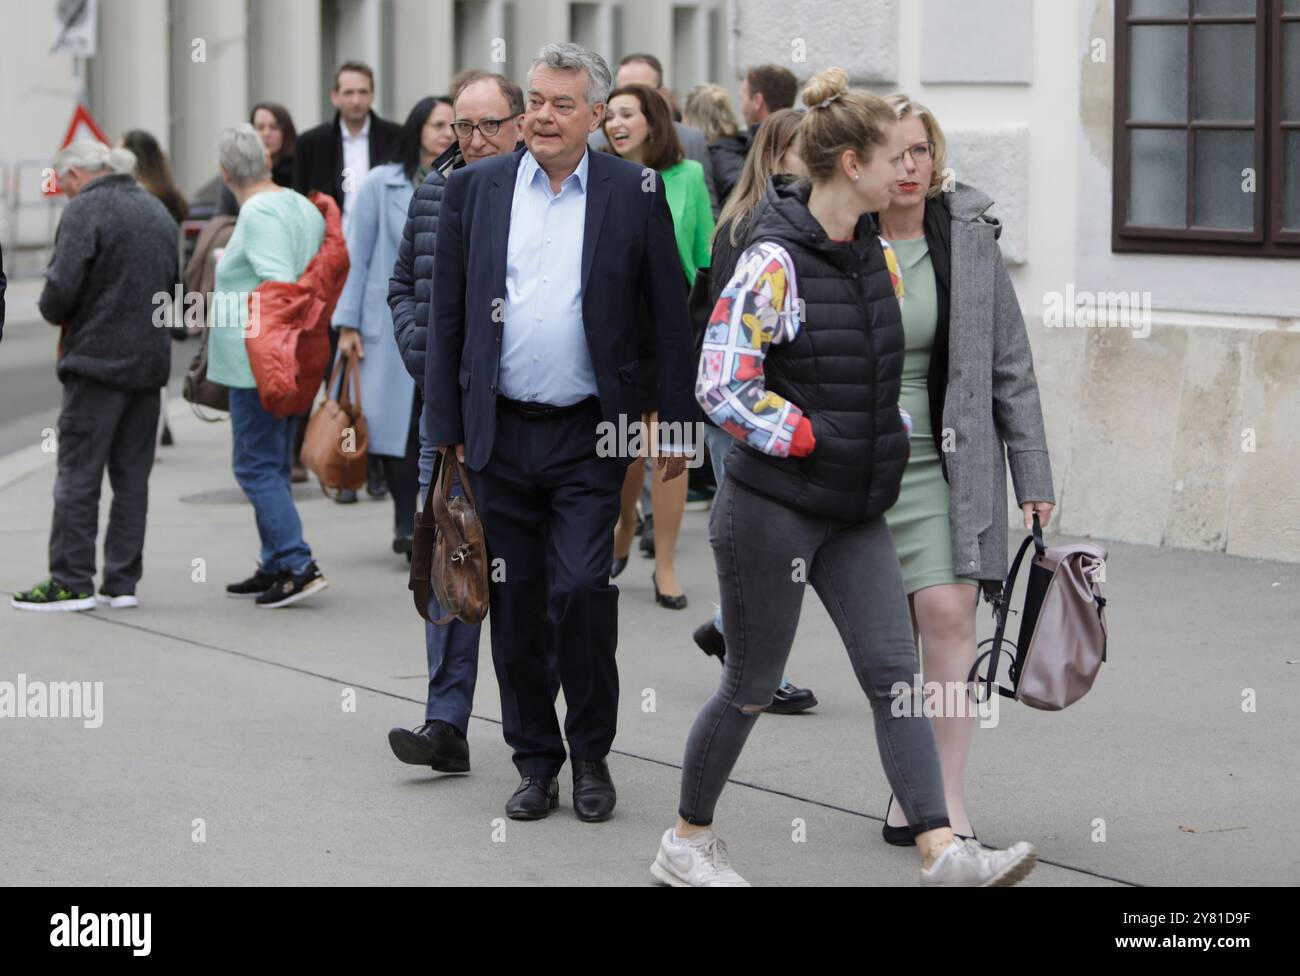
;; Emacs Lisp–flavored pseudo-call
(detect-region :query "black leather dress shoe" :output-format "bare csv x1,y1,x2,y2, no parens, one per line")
765,680,818,715
692,620,726,661
387,721,470,773
571,759,616,822
506,776,559,820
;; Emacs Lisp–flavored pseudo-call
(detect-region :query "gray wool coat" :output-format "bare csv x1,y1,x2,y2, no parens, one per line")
941,182,1054,591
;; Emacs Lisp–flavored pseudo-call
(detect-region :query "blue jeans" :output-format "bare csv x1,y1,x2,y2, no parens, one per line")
229,388,313,575
418,415,483,734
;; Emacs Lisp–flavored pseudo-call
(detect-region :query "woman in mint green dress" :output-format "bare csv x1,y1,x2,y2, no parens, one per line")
878,96,1056,844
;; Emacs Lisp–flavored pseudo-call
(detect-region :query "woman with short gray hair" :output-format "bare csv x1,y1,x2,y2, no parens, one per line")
875,94,1055,845
208,123,332,609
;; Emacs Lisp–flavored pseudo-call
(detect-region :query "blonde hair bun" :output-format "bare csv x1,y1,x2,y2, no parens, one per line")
801,67,850,110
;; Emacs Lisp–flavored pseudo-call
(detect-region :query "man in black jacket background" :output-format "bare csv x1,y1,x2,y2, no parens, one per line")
293,60,402,499
293,61,403,231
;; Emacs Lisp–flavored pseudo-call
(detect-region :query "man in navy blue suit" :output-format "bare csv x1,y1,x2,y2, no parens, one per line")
426,42,698,822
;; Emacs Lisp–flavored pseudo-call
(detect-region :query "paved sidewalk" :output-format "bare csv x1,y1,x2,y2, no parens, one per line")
0,396,1296,886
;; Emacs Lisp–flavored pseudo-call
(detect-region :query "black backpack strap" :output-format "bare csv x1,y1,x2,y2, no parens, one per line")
969,515,1045,701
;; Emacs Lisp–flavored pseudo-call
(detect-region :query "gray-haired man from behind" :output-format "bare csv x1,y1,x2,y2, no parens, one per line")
11,140,178,613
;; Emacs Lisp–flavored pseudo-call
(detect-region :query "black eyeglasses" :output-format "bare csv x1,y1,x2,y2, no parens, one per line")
451,117,510,138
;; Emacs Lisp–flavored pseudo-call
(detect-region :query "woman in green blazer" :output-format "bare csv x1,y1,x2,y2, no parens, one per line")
602,83,713,610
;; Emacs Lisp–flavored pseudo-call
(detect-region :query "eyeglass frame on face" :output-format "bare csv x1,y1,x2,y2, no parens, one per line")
904,140,935,164
451,117,513,139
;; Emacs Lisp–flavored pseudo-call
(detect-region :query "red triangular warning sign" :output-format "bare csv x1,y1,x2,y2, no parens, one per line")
45,104,112,196
60,103,109,149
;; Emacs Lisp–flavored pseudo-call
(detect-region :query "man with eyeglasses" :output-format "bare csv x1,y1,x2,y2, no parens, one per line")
384,73,528,776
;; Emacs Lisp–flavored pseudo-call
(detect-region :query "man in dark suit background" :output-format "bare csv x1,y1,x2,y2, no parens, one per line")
293,60,402,497
294,60,403,233
427,42,697,823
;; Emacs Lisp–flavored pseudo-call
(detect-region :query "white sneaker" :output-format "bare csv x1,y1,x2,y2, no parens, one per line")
920,838,1038,887
650,828,751,887
96,594,139,609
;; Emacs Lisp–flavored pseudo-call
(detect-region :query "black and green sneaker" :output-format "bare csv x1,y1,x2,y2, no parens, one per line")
11,579,97,612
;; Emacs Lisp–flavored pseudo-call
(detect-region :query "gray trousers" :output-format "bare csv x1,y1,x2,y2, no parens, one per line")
49,375,160,595
678,477,951,834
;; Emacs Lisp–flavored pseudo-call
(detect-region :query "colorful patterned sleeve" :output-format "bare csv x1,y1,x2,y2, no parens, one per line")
695,241,806,457
881,236,910,444
880,236,905,302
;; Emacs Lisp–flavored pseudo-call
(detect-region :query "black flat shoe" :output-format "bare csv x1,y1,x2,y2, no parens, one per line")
572,758,616,822
881,794,977,846
505,776,559,820
882,795,915,846
387,720,470,773
640,515,655,557
692,620,726,662
611,554,628,579
766,680,817,714
652,572,687,610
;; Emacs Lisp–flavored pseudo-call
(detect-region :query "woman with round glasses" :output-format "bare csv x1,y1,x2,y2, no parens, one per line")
874,94,1055,846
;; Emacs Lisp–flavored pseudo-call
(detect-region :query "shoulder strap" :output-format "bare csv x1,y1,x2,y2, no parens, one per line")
969,515,1046,700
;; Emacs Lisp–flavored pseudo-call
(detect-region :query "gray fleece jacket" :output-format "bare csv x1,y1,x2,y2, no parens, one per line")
39,173,179,390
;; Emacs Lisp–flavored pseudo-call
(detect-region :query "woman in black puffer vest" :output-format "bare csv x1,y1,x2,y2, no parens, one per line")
649,69,1040,889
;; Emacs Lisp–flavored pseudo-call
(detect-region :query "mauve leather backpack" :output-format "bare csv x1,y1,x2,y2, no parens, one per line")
969,515,1109,710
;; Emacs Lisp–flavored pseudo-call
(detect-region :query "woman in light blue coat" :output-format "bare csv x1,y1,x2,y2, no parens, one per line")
334,96,456,554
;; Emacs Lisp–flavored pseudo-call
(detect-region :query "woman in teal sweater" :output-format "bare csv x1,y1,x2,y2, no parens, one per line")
603,83,712,610
209,124,329,609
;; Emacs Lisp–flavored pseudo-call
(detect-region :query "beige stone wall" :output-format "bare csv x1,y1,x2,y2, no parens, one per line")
1022,312,1300,564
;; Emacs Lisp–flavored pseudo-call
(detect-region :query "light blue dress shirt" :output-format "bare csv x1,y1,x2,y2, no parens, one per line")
498,149,599,405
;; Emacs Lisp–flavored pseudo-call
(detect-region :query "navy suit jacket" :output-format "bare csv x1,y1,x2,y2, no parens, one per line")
425,145,698,471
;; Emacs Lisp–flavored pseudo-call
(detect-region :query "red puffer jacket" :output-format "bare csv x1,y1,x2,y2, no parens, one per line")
245,192,349,416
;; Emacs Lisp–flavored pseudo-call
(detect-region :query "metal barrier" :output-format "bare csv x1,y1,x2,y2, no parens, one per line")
1,159,67,278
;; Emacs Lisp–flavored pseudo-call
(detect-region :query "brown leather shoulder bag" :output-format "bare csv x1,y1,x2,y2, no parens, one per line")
409,451,489,625
301,353,368,495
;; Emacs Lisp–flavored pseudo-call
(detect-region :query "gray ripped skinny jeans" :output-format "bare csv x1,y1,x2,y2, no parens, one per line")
677,477,951,834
